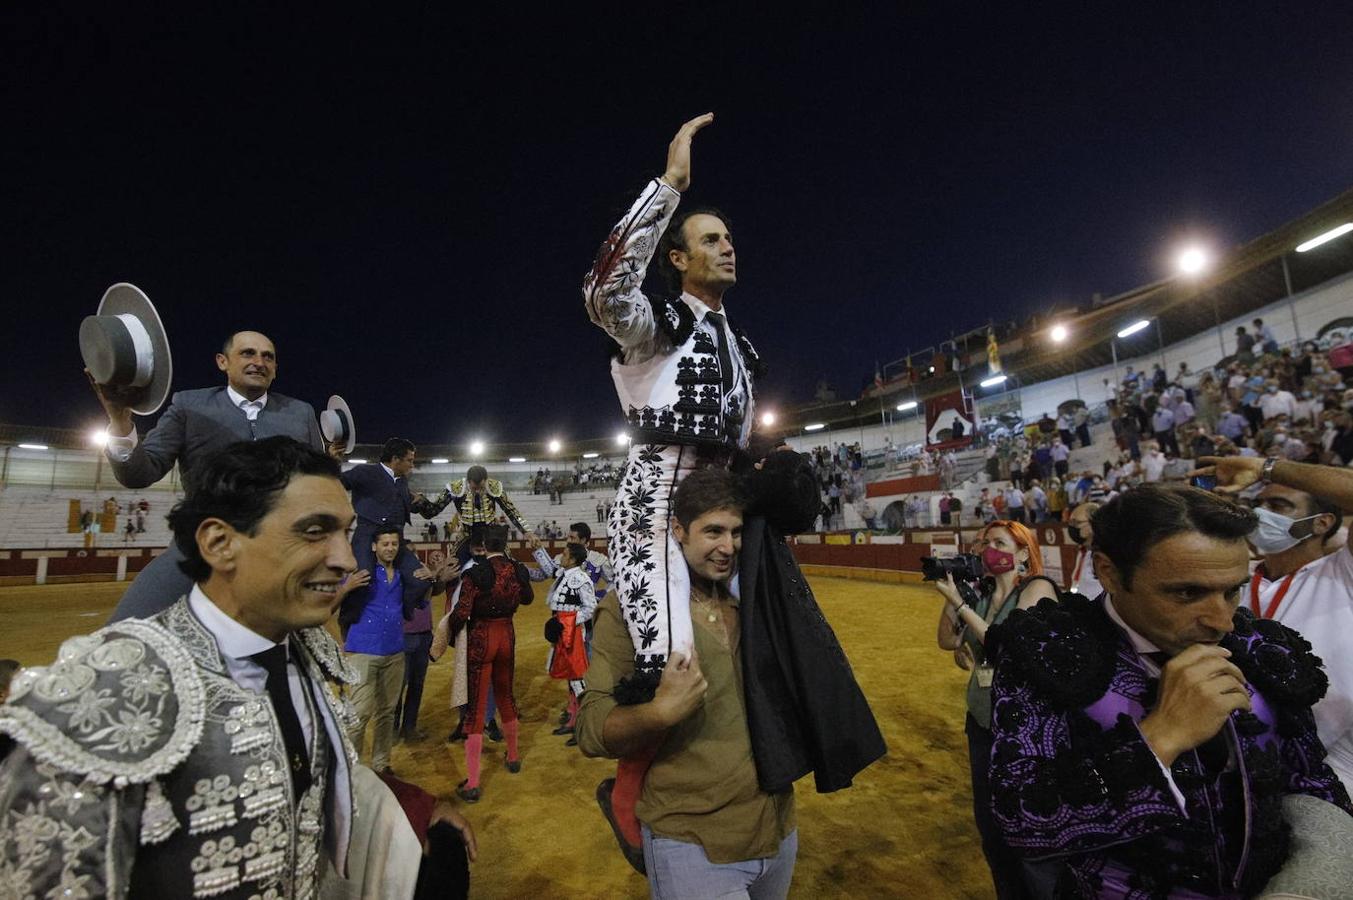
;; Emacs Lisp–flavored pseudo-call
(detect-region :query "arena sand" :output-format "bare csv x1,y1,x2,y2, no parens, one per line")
0,577,992,899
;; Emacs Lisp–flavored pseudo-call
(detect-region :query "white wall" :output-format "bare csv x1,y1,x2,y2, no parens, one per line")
790,270,1353,454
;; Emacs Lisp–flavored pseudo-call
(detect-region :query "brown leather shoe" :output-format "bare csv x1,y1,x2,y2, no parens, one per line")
595,778,646,875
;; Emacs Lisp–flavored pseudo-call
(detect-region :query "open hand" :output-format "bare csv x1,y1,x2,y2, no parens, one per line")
662,113,715,192
1193,456,1264,495
339,569,372,597
429,800,478,862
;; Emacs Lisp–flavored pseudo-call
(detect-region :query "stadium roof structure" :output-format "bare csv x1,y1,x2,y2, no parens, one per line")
5,188,1352,458
780,186,1353,434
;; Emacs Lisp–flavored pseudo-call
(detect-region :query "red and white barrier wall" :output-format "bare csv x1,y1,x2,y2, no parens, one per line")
0,527,1082,589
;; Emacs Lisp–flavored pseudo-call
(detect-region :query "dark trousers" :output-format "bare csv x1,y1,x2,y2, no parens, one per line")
966,715,1035,900
1054,460,1068,477
395,631,433,735
1076,423,1092,447
1058,429,1074,447
1008,507,1026,523
1154,429,1180,456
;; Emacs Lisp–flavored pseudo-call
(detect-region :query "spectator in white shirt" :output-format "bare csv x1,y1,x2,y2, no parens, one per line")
1064,501,1103,599
1152,403,1179,455
1201,453,1353,795
1141,446,1167,483
1259,382,1297,422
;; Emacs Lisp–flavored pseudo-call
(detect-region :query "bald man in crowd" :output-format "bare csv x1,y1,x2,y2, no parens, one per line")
89,330,326,621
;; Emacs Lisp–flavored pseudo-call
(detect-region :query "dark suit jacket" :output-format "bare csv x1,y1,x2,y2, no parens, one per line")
341,463,419,530
109,387,324,490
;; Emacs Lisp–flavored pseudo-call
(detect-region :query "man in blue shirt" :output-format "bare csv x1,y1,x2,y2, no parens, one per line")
340,524,408,775
1217,405,1250,448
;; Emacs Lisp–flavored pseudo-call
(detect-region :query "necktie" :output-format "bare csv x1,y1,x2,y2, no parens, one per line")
249,643,313,797
705,312,737,399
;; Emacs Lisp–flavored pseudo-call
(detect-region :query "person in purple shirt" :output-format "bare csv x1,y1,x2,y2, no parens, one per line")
340,524,408,775
395,548,460,742
988,484,1351,898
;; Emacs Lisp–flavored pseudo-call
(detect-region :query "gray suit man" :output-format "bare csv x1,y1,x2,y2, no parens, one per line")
89,330,326,621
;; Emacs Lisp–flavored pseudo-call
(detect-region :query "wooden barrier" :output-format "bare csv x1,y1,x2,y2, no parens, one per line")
0,526,1083,587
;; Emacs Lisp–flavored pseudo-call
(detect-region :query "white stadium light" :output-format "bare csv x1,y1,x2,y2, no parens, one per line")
548,439,562,453
1176,246,1209,275
1296,222,1353,253
759,411,776,427
348,458,368,465
1050,324,1069,343
583,452,599,459
615,432,630,446
430,458,450,464
18,443,49,451
979,374,1007,388
804,423,826,432
89,430,109,447
896,401,918,411
469,440,485,456
508,456,527,463
1117,319,1151,339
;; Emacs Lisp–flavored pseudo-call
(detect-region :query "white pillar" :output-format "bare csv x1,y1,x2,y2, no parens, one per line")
35,557,48,586
117,555,128,582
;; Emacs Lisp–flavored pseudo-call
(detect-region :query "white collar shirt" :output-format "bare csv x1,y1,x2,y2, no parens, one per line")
226,385,268,421
380,462,398,482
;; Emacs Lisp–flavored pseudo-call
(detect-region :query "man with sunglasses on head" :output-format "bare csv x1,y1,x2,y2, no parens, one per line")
1198,454,1353,795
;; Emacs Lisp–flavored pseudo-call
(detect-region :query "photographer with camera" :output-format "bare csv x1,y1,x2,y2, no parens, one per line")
930,521,1059,899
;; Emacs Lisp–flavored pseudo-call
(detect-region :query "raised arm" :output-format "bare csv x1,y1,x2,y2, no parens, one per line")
1199,456,1353,560
105,393,187,488
491,485,528,535
582,114,714,349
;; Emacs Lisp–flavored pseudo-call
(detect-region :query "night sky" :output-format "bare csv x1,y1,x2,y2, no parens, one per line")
4,5,1352,447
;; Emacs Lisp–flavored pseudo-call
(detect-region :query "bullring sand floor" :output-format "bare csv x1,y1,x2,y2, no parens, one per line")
0,577,991,899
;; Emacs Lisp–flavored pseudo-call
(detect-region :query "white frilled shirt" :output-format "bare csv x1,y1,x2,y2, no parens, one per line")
583,178,758,450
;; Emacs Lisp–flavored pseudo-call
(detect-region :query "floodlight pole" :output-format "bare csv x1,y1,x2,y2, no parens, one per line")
1155,318,1166,370
1110,338,1119,387
1280,253,1301,341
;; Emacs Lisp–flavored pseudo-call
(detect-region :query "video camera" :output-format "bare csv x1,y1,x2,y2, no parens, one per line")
920,553,984,583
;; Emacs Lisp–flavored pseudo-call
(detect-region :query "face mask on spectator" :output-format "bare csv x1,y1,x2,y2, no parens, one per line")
1067,524,1086,545
982,545,1017,575
1249,507,1321,555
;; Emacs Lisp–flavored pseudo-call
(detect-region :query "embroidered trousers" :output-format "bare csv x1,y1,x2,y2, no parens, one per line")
608,442,729,680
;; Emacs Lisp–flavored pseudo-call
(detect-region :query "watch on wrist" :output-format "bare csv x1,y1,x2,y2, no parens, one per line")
1260,456,1279,484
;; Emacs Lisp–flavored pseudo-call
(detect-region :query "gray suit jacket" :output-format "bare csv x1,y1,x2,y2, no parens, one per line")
109,386,324,490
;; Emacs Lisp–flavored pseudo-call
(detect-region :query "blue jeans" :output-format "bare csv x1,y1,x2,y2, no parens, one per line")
642,825,797,900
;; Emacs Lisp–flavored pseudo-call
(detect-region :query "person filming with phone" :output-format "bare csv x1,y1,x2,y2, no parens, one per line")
930,521,1059,899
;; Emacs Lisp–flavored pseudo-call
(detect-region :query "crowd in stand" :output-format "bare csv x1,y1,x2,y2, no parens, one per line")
529,460,622,500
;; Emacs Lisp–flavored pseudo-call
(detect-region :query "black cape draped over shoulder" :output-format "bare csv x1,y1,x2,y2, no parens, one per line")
735,450,887,793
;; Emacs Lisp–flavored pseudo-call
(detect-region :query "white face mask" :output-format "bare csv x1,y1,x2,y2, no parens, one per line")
1249,506,1322,555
